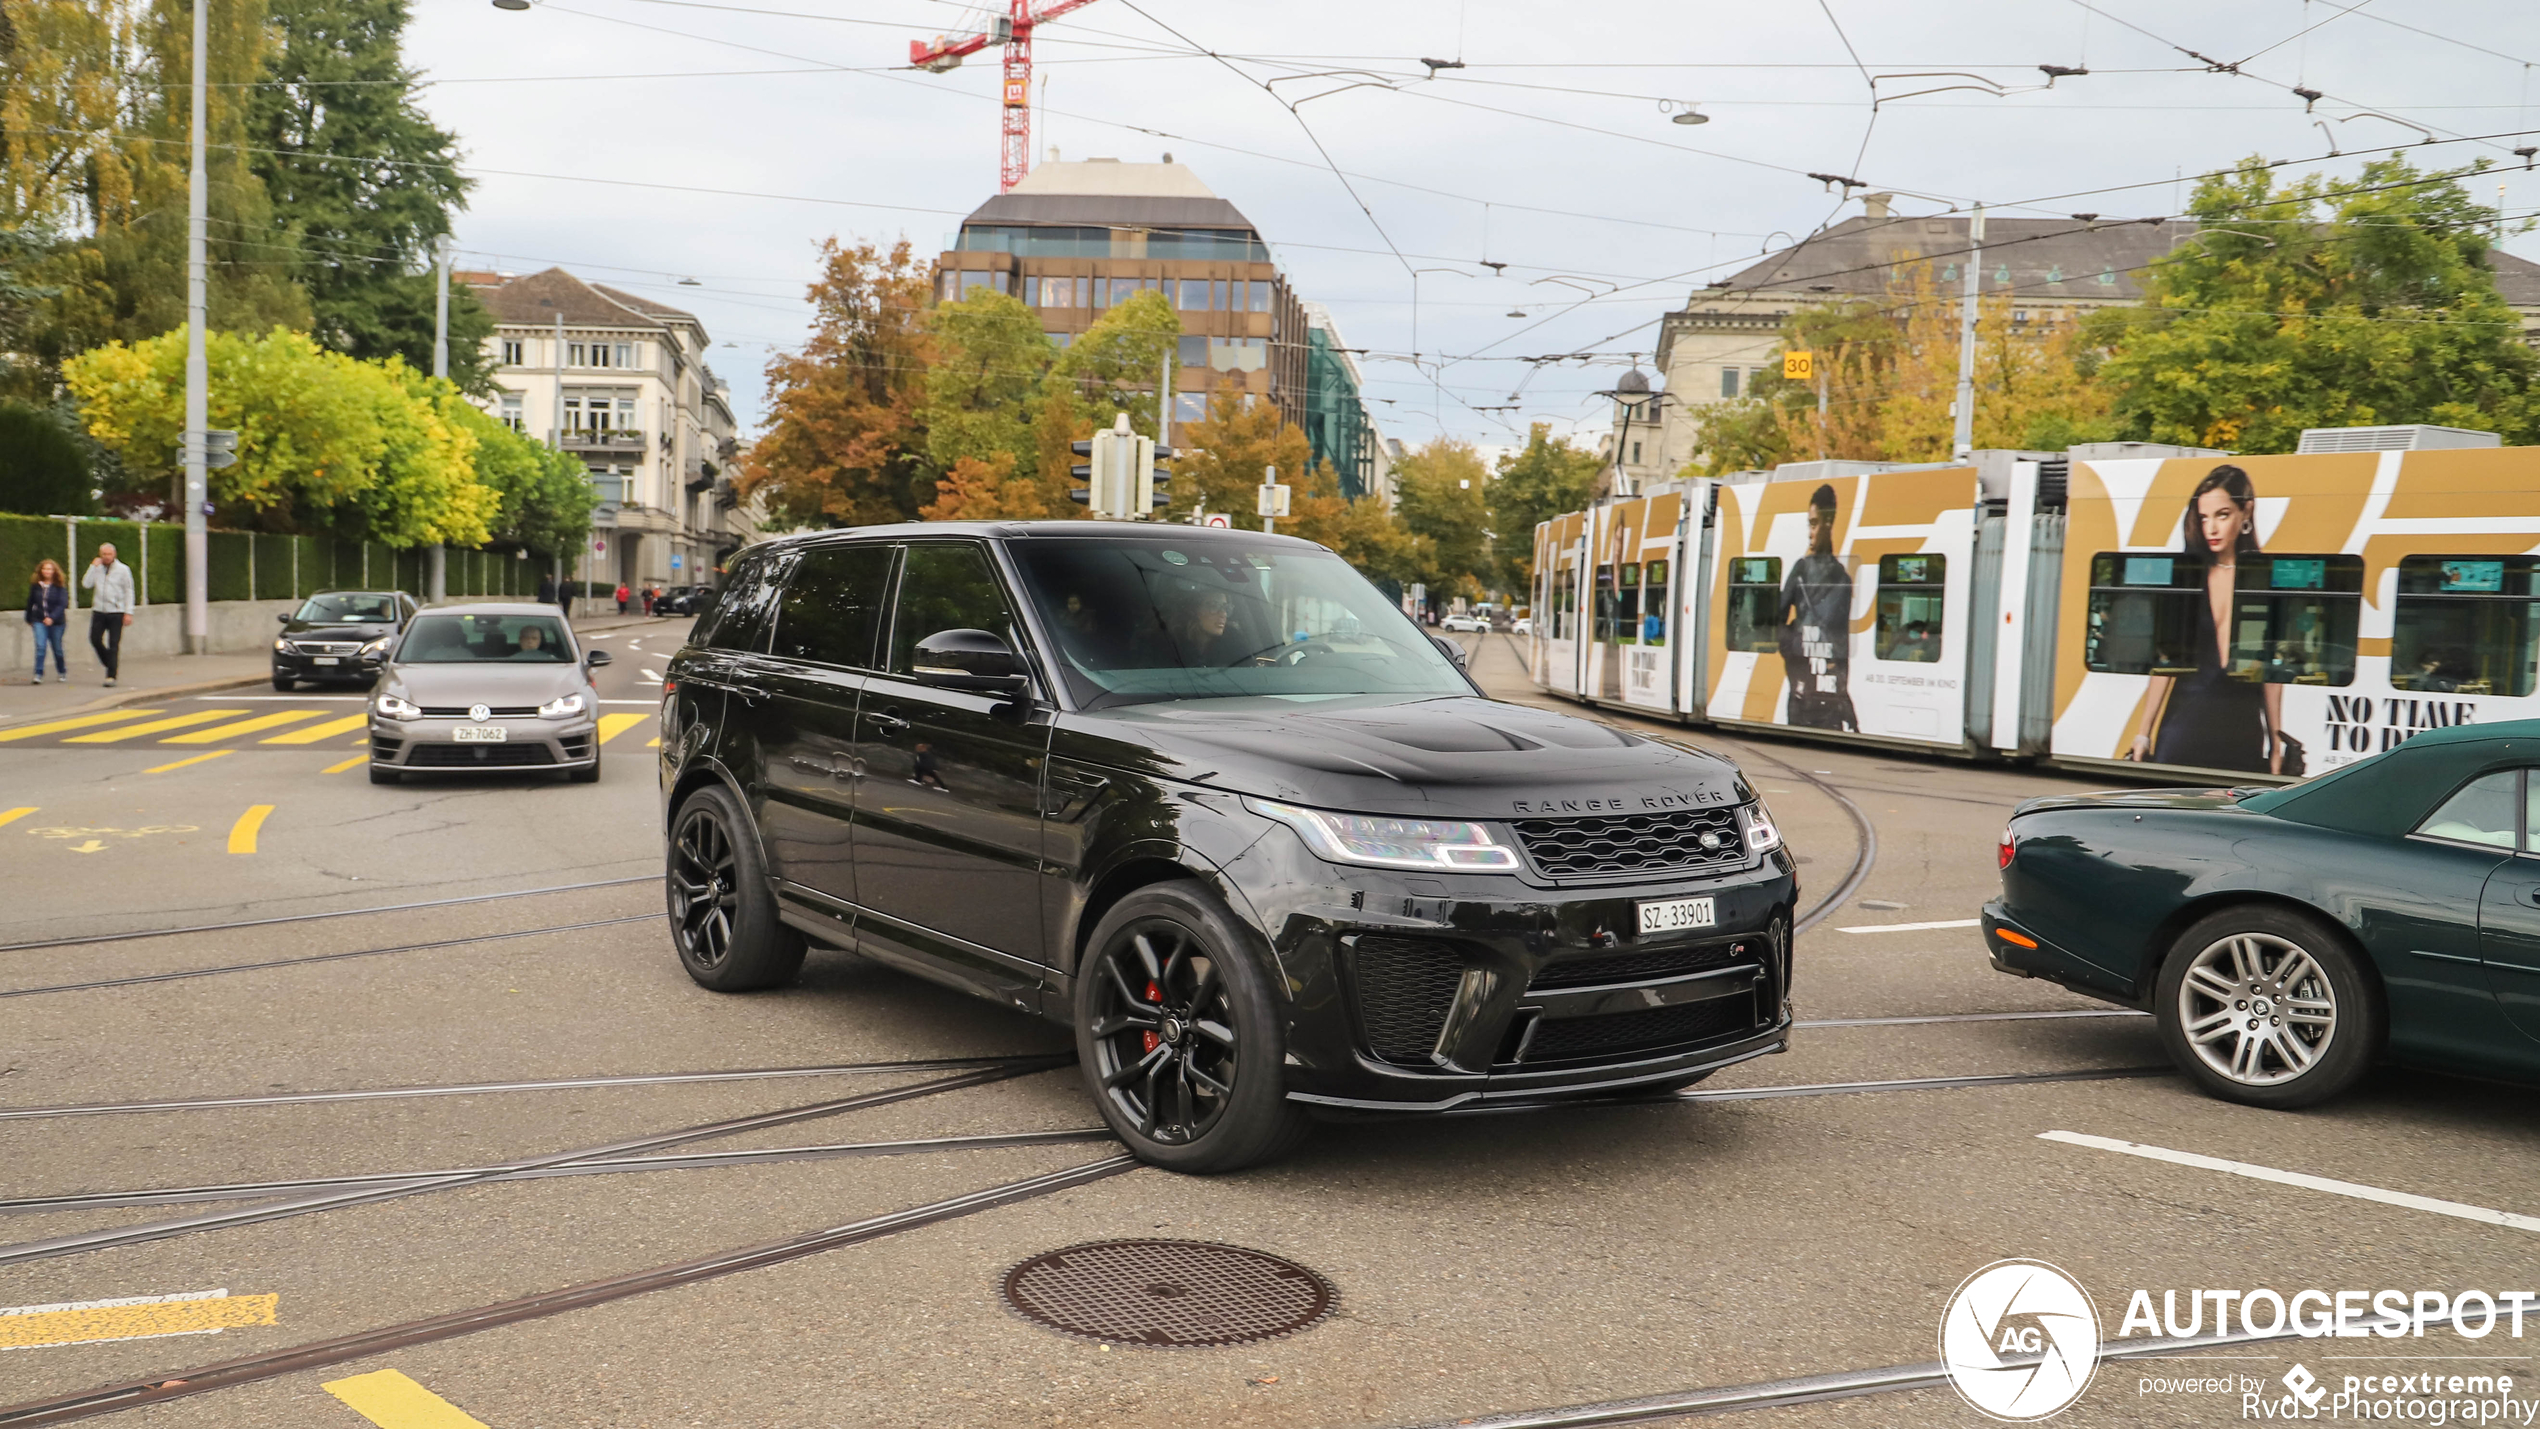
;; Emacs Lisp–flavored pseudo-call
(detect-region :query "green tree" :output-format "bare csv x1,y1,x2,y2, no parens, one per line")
741,238,932,528
246,0,491,392
918,288,1051,478
63,324,494,544
2092,155,2538,451
0,397,94,514
1057,288,1178,436
1488,423,1598,588
1393,439,1495,599
430,388,592,555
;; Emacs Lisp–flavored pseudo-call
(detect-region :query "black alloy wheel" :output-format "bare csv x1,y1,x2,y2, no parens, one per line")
272,674,295,692
568,751,601,785
368,765,399,785
666,784,803,991
1074,882,1308,1173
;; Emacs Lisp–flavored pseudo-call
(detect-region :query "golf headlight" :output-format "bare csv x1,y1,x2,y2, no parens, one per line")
375,692,420,720
1244,797,1523,872
1740,800,1782,853
538,692,585,718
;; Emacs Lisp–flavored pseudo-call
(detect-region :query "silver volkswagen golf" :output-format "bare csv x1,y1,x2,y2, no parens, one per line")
366,605,612,785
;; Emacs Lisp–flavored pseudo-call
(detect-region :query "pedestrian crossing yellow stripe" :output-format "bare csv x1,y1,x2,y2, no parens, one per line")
64,710,243,744
262,713,369,744
145,750,233,774
322,1368,489,1429
324,754,367,774
596,712,649,744
0,1291,277,1350
0,710,161,742
0,807,33,828
162,710,324,744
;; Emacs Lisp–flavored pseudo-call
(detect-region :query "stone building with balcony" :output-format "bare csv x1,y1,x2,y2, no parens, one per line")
463,267,749,590
936,159,1378,486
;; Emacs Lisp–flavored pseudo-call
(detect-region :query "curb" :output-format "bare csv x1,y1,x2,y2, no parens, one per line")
0,672,273,731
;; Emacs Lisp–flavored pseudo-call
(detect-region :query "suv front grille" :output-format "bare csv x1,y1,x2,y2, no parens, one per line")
1528,939,1750,991
1348,937,1467,1065
1513,807,1745,881
1523,999,1753,1064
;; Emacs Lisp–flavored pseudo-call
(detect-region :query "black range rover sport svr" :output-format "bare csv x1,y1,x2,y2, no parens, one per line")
658,523,1797,1172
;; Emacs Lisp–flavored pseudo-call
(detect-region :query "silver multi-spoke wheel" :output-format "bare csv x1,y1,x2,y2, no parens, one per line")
2176,931,2336,1087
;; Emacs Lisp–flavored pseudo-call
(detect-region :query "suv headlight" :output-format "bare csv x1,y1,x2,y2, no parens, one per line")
1739,800,1782,853
374,692,420,720
538,692,586,718
273,637,291,652
1244,797,1523,872
360,637,391,658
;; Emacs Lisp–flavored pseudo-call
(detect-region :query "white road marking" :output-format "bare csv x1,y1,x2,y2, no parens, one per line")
1835,918,1980,934
641,668,663,683
2040,1131,2540,1234
191,695,369,703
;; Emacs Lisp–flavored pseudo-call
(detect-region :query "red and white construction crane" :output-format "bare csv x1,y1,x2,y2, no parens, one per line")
910,0,1105,193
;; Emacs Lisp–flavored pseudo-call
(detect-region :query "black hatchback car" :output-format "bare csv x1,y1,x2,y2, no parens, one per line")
658,523,1797,1171
273,589,417,690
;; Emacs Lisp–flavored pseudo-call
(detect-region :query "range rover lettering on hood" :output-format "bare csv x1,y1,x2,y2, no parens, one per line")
1511,787,1729,814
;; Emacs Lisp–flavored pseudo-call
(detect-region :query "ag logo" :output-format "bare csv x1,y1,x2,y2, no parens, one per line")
1939,1259,2101,1421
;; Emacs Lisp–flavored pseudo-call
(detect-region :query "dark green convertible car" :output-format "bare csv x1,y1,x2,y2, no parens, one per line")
1984,719,2540,1107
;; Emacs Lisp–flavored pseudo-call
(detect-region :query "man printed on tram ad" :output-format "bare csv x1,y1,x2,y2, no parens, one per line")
1778,484,1859,731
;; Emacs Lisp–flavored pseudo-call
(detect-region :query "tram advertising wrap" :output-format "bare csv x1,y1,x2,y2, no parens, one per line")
2051,447,2540,779
1704,466,1981,749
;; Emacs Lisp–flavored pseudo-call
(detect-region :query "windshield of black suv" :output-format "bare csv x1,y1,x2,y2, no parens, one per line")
1007,536,1469,707
397,613,573,663
296,593,398,624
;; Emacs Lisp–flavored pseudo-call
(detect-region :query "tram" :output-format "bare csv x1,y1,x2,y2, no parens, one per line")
1529,427,2540,784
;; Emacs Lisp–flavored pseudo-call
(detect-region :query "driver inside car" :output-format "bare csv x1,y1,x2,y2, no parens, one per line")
1142,583,1249,667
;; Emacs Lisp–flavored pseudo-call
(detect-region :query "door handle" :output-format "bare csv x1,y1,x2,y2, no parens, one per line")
866,712,910,735
2521,887,2540,909
732,685,771,705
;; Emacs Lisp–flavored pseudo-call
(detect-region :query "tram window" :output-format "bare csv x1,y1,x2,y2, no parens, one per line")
1724,556,1781,654
1594,564,1619,642
1874,553,1946,662
1613,563,1641,646
1641,559,1669,647
2393,556,2540,697
2083,552,2358,684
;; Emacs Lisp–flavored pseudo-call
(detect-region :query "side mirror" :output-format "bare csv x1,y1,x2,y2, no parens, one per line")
276,612,292,624
584,649,613,668
912,628,1029,695
1428,632,1471,672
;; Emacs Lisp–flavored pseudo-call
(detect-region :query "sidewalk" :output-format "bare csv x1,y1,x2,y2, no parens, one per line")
0,608,684,729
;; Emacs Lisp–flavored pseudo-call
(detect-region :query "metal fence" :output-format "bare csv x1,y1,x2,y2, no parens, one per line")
1,513,541,609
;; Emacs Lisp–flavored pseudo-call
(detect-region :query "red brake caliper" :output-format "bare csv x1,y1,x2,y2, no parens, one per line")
1141,979,1163,1054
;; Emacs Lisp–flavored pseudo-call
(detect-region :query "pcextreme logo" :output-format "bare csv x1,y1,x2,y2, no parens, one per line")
1940,1259,2103,1422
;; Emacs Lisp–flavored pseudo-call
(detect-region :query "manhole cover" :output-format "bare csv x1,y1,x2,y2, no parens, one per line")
1000,1239,1335,1348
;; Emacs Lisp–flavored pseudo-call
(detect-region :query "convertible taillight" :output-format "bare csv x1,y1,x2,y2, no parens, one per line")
1997,826,2015,869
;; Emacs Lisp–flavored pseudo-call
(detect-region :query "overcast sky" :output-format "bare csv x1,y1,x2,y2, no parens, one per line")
407,0,2540,453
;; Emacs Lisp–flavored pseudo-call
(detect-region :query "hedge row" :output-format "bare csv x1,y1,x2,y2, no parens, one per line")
2,513,545,608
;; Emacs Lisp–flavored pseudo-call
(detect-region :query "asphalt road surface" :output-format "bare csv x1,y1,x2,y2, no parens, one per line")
2,622,2534,1429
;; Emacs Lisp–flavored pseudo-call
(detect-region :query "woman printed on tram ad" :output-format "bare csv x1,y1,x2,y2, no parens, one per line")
1778,484,1860,732
2129,464,2286,775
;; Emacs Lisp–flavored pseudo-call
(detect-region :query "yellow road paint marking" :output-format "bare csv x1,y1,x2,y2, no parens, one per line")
321,1368,490,1429
0,710,162,742
0,807,33,829
646,736,661,747
161,709,324,745
64,710,243,744
262,713,369,745
144,750,233,774
596,712,648,744
228,804,273,854
0,1289,276,1351
324,754,368,774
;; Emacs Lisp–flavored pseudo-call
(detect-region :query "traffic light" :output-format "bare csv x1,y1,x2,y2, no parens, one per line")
1148,443,1175,511
1067,414,1170,520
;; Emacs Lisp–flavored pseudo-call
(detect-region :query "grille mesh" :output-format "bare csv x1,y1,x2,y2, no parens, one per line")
1001,1240,1335,1348
1529,940,1749,991
419,705,538,717
1524,998,1752,1063
1514,807,1745,880
408,743,556,767
1349,937,1466,1064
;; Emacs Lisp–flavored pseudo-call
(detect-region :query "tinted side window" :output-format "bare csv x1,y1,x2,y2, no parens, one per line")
770,544,894,668
699,553,783,652
2417,769,2522,849
888,543,1021,674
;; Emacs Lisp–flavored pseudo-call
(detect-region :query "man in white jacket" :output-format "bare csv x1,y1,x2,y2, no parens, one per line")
81,543,135,687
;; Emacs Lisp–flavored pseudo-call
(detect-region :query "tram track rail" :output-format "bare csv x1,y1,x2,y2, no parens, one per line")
0,914,660,999
0,1055,1072,1270
0,873,655,955
0,1154,1139,1427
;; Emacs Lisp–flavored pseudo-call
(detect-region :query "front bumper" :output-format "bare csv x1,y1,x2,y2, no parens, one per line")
1222,834,1801,1111
274,650,382,682
370,713,600,771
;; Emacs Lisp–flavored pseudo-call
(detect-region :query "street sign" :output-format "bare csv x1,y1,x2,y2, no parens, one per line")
1783,350,1814,380
1256,484,1291,517
591,537,608,557
670,554,683,570
1203,513,1230,529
